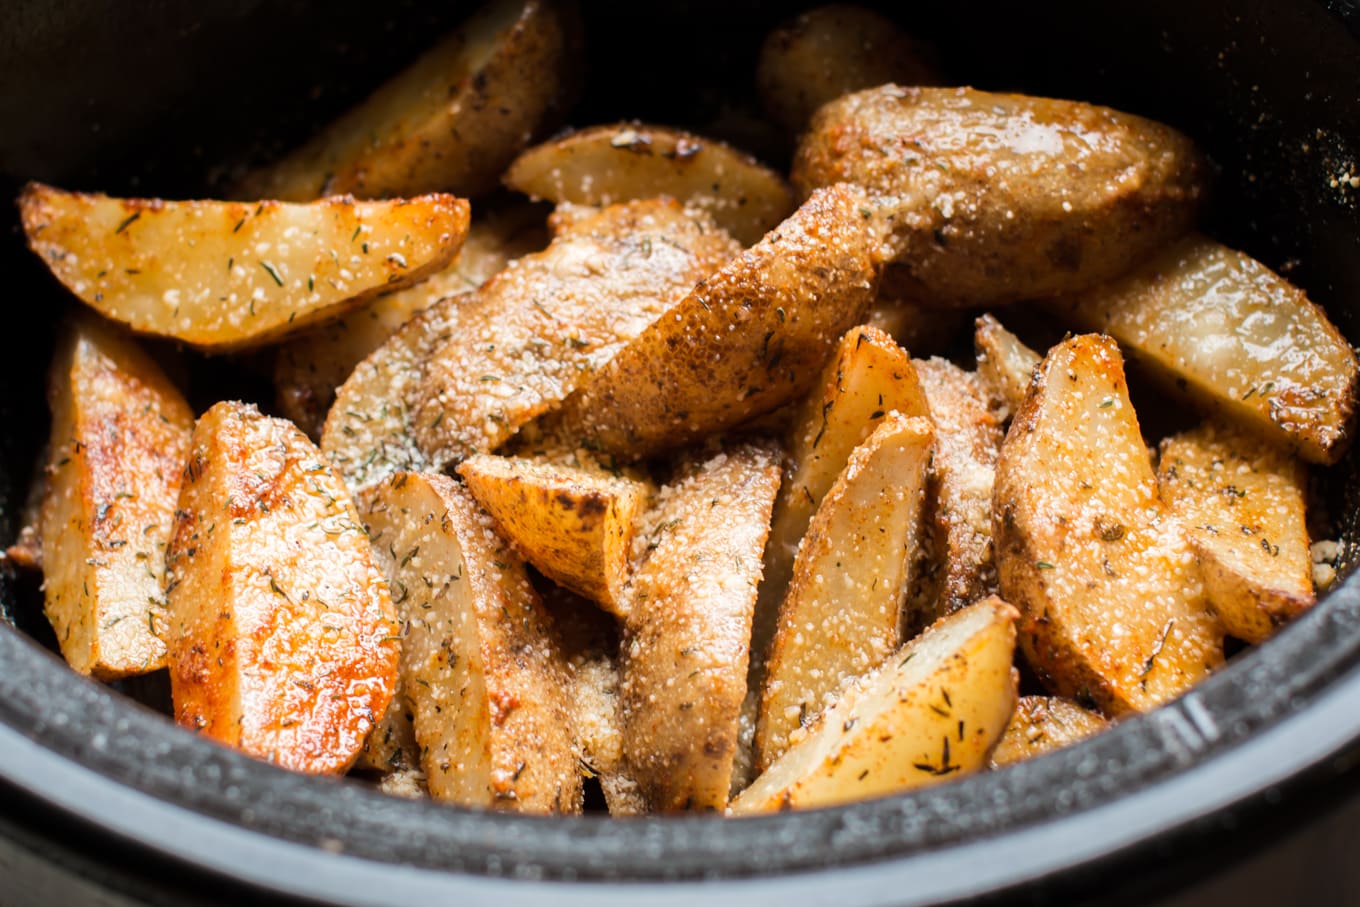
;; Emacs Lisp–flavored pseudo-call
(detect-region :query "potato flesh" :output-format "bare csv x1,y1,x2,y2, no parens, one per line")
415,198,741,467
990,695,1108,768
20,185,469,351
275,203,549,438
557,183,881,461
234,0,580,200
622,443,782,812
754,325,930,671
974,313,1040,419
755,4,941,135
793,86,1208,308
360,472,581,813
1158,422,1314,644
458,453,646,615
993,334,1223,714
732,597,1018,814
757,413,934,770
166,402,398,774
40,315,193,679
1053,235,1359,464
504,123,794,246
320,295,463,494
915,358,1003,617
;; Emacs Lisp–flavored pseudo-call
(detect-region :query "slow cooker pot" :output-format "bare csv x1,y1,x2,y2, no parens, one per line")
2,1,1360,904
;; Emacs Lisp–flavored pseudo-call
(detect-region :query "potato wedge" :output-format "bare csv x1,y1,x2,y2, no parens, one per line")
166,402,398,774
360,471,580,813
757,413,934,770
458,453,647,616
793,86,1208,308
864,296,965,359
993,334,1224,714
1158,422,1314,644
732,597,1018,814
414,198,740,468
622,443,782,812
319,294,463,494
355,693,420,775
915,357,1003,617
19,184,470,351
1051,235,1359,464
556,183,881,461
504,123,794,246
234,0,582,201
974,314,1040,420
276,202,548,438
754,325,931,670
756,4,941,135
989,696,1108,768
40,313,193,679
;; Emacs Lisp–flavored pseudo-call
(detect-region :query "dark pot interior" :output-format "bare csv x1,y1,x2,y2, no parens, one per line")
2,1,1360,905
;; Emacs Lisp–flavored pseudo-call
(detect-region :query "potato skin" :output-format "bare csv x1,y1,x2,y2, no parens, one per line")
166,402,398,774
793,85,1209,308
40,313,193,679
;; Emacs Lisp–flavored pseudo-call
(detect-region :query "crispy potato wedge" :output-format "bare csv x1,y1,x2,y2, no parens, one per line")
20,184,470,351
276,202,549,438
915,357,1003,617
504,123,794,246
1051,235,1359,464
756,4,941,135
993,335,1224,714
754,325,931,670
415,198,740,467
355,692,420,775
234,0,582,200
40,313,193,679
757,413,934,770
166,402,398,774
989,695,1108,768
793,86,1209,308
556,183,881,461
1158,422,1314,644
621,443,782,812
458,453,648,616
320,295,463,493
360,471,581,813
974,314,1040,420
732,597,1018,814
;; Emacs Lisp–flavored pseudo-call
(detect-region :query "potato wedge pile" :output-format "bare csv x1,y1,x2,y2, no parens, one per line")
13,0,1354,821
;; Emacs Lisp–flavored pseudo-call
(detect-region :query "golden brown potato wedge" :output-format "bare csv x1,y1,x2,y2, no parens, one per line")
621,443,782,812
732,597,1018,814
756,4,941,135
40,313,193,679
504,123,794,246
457,453,648,616
974,313,1040,420
989,695,1108,768
166,402,398,774
275,202,549,438
319,294,464,494
754,325,931,669
20,184,470,351
993,335,1224,714
355,693,420,775
793,86,1209,308
415,198,741,468
915,357,1003,617
556,183,881,461
1051,235,1359,464
1158,422,1314,644
360,471,581,813
757,413,934,770
234,0,582,200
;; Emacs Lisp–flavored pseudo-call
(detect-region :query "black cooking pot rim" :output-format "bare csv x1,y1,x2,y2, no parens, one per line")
3,562,1360,903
